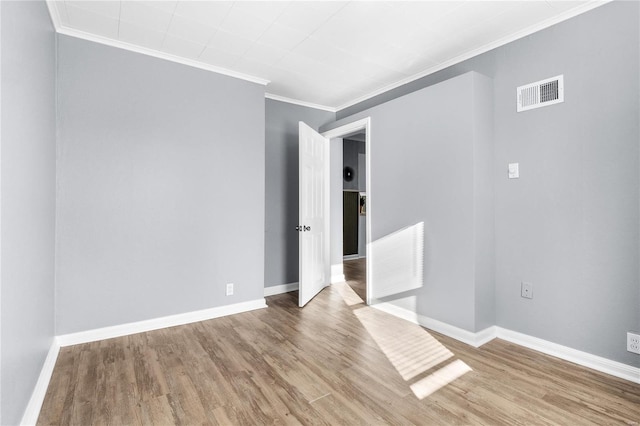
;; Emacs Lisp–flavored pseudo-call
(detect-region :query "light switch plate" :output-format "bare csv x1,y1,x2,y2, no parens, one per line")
508,163,519,179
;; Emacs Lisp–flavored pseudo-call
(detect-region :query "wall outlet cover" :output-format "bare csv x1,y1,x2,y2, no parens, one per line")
226,283,234,296
508,163,519,179
627,332,640,354
521,281,533,299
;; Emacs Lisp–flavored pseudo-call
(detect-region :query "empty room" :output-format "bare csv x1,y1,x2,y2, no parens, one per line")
1,0,639,424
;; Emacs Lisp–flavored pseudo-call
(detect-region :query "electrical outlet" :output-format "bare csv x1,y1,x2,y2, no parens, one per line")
226,283,234,296
627,332,640,354
521,281,533,299
508,163,519,179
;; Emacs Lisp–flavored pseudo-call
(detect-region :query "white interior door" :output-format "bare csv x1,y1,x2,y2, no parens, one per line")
298,122,330,307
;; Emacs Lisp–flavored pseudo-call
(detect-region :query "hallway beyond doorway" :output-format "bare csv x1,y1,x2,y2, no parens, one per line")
344,257,366,302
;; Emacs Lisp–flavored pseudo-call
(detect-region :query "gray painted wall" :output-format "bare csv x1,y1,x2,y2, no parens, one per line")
1,4,3,419
56,35,266,334
492,1,639,367
1,1,56,424
265,99,334,287
472,77,495,332
329,1,639,366
325,72,494,333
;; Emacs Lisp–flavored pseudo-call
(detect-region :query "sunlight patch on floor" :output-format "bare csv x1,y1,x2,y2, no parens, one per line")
333,281,364,306
410,360,472,399
353,307,454,381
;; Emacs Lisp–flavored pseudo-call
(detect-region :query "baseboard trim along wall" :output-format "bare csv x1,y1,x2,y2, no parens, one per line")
21,340,61,426
264,282,299,297
264,267,345,298
22,298,267,425
22,295,639,424
56,298,267,347
264,277,345,297
495,327,640,384
372,302,640,384
371,302,497,348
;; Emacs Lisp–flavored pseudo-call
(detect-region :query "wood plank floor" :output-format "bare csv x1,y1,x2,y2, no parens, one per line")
39,279,640,425
344,257,366,302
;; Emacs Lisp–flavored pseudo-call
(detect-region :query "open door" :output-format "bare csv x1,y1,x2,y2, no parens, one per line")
298,122,330,307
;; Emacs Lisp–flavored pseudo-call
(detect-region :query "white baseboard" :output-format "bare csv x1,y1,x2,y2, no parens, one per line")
331,263,345,284
265,266,346,297
21,340,61,426
495,327,640,384
21,299,267,424
264,282,299,296
56,298,267,347
265,278,345,295
371,302,496,348
371,302,640,384
264,272,348,297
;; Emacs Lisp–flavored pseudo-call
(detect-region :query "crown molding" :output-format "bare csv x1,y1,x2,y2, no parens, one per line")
335,0,611,112
265,93,336,113
45,0,610,113
45,0,62,30
56,26,269,86
45,0,269,88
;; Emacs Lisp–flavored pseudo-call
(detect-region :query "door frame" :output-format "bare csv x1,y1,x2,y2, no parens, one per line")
322,117,372,305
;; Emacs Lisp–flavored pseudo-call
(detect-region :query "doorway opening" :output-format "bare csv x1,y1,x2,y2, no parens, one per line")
321,117,371,305
342,135,367,302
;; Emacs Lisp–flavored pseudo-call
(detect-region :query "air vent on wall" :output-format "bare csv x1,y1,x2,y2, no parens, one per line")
517,75,564,112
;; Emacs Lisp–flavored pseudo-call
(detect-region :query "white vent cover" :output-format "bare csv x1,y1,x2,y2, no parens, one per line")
517,75,564,112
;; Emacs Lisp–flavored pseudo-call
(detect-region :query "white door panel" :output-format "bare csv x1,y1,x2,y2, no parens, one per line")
299,122,330,307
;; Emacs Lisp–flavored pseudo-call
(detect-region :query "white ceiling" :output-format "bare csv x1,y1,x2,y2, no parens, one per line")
46,1,607,111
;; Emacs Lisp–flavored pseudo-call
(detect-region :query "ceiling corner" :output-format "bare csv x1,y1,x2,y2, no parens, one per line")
265,93,337,113
45,0,62,31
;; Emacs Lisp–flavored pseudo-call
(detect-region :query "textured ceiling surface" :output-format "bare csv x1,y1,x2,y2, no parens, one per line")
47,1,605,110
